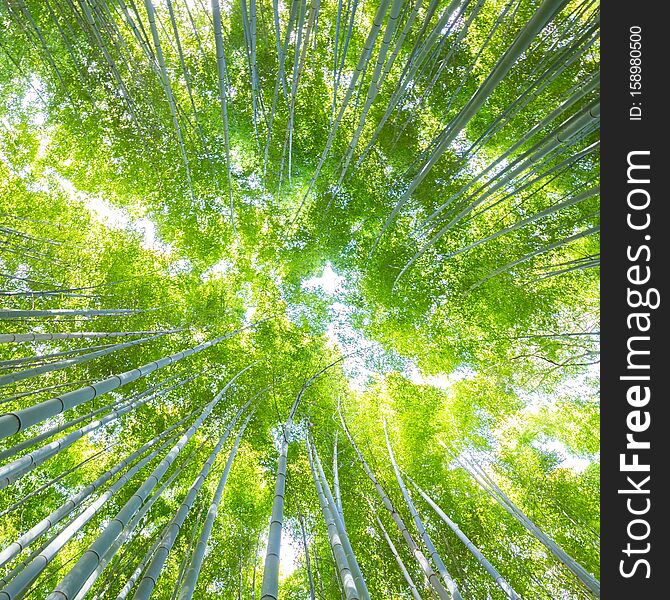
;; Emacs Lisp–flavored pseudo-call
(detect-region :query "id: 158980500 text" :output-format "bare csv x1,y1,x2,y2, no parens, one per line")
629,26,643,120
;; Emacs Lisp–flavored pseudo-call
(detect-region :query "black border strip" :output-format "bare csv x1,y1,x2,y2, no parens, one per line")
601,3,667,595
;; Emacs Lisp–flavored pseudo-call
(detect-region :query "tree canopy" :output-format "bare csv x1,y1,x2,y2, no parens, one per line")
0,0,599,598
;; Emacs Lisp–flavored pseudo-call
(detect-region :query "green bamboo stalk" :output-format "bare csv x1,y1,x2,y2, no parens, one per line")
0,332,167,388
0,412,194,570
406,473,522,599
44,364,254,600
72,437,210,600
339,408,452,600
384,421,463,599
370,0,568,257
311,437,368,599
0,372,202,487
0,320,266,439
131,399,253,599
177,403,258,600
306,437,358,600
372,508,421,600
211,0,236,231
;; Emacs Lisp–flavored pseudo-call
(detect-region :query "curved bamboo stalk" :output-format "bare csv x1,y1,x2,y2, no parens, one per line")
0,239,70,267
165,0,213,159
330,0,344,125
437,101,600,233
330,0,359,127
239,0,256,141
407,0,518,145
529,258,599,283
0,291,105,299
351,0,459,173
457,19,599,171
75,0,144,132
0,226,67,248
285,0,317,182
259,357,345,600
263,0,298,184
389,0,484,150
275,0,307,193
10,0,75,103
456,139,599,232
396,133,599,285
0,273,59,288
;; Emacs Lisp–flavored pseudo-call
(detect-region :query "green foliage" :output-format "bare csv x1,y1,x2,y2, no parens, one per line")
0,0,598,598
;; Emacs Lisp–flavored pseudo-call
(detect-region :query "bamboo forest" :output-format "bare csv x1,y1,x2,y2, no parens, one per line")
0,0,600,597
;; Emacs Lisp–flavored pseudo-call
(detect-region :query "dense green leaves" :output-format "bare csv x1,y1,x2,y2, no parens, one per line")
0,0,598,598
